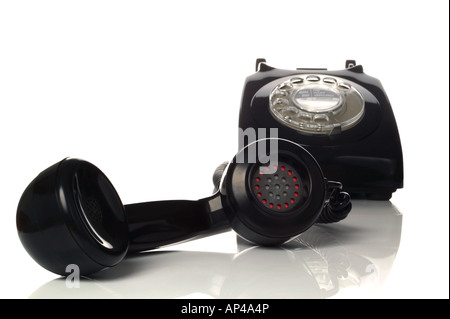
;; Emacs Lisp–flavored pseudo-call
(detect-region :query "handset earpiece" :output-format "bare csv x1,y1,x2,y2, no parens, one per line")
16,158,231,276
16,158,233,276
16,159,129,276
17,138,351,276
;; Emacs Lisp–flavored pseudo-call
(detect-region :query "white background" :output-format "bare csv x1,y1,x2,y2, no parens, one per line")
0,0,448,299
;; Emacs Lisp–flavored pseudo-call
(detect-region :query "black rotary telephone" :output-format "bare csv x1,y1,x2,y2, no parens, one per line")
238,59,403,200
16,59,402,277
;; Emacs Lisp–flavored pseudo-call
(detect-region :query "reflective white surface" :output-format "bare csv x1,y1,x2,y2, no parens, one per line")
30,200,402,299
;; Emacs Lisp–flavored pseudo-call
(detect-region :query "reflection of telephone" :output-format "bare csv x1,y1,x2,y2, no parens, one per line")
30,200,403,299
239,59,403,200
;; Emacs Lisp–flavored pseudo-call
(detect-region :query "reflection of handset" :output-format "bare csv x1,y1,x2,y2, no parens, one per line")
31,201,402,299
28,245,345,299
239,59,403,200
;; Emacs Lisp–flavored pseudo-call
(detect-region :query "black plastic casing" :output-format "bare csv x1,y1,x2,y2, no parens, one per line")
239,61,403,200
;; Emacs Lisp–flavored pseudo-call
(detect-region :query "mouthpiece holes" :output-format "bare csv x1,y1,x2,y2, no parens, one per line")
250,161,307,213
